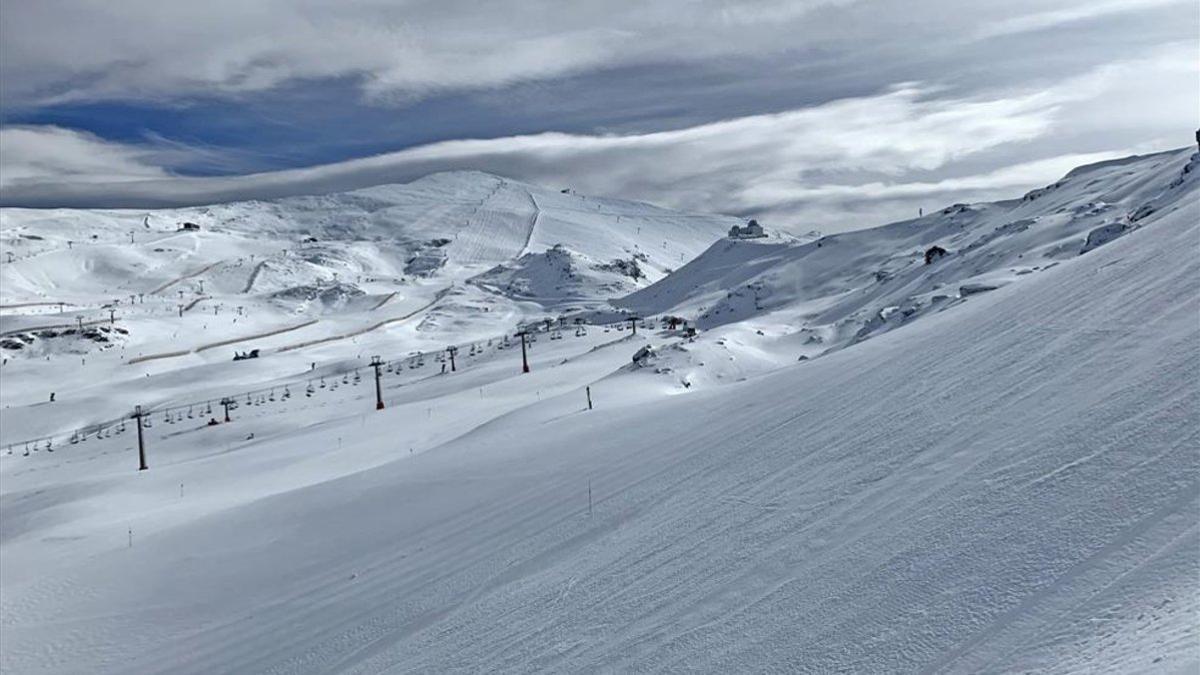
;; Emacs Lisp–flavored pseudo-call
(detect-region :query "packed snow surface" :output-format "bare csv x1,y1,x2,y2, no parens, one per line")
0,153,1197,673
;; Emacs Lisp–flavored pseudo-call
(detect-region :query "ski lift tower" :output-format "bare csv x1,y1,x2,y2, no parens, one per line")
220,397,236,423
515,327,532,374
370,356,385,409
131,405,149,471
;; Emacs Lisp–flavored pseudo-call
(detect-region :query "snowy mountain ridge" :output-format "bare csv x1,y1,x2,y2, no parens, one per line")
610,146,1198,389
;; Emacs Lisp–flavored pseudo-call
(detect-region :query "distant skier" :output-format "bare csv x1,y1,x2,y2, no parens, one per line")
49,392,55,403
441,363,447,374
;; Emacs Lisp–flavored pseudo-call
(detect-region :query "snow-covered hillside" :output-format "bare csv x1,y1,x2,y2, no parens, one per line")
0,170,736,340
613,147,1199,388
0,172,736,441
0,149,1197,674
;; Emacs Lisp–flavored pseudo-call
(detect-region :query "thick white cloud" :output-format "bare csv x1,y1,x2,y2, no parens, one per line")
0,0,850,105
2,41,1195,233
2,0,1189,106
0,126,172,186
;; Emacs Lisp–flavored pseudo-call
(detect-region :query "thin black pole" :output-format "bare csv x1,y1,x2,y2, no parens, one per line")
586,386,593,410
518,331,530,373
447,346,457,372
371,356,385,410
133,405,148,471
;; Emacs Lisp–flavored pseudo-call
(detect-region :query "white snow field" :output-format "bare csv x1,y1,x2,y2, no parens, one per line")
1,149,1197,674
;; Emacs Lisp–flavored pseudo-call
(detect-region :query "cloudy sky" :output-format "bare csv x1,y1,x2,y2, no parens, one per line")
0,0,1196,232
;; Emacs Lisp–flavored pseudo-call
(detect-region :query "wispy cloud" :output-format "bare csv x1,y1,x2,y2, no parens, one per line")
3,0,1189,109
0,0,854,107
974,0,1182,39
1,24,1194,233
0,79,1086,226
0,125,172,185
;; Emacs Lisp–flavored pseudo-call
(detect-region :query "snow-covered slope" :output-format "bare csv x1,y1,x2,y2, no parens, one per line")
613,147,1198,387
0,172,736,440
0,171,736,343
1,150,1197,674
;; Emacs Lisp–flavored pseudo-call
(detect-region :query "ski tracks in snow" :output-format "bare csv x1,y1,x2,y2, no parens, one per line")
276,286,455,353
148,260,225,296
242,261,268,294
446,179,540,267
520,188,541,257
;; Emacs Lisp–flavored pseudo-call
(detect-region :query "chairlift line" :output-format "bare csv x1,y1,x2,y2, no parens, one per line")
2,313,665,460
